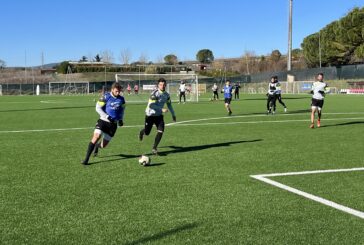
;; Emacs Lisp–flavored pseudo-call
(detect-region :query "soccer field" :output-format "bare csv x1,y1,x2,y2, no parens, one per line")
1,93,363,244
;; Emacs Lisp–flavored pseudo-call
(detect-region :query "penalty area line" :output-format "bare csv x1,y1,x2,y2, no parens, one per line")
250,167,364,219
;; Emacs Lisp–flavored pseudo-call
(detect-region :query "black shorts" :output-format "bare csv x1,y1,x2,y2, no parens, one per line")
224,98,232,104
311,98,324,109
95,119,117,137
213,91,218,95
144,115,165,135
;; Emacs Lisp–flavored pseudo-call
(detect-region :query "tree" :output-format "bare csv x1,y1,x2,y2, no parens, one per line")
270,50,282,63
196,49,214,63
139,52,149,64
0,59,6,69
119,48,132,65
56,61,71,74
101,50,114,63
301,7,364,67
80,56,88,62
94,54,101,62
164,54,178,65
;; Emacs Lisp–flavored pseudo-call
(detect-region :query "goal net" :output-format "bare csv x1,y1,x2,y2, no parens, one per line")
49,81,90,95
115,73,199,102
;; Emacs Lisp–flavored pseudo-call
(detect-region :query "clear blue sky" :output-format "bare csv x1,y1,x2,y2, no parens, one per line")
1,0,363,67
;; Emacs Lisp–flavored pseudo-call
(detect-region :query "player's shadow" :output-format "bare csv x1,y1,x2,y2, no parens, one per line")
89,153,165,166
320,121,364,128
157,139,262,156
123,222,199,245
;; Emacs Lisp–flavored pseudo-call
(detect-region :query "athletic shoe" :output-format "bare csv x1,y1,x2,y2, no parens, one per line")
272,111,275,115
139,131,144,141
284,107,287,112
228,111,232,116
310,123,315,129
81,160,89,165
317,120,321,128
93,143,99,157
152,148,158,155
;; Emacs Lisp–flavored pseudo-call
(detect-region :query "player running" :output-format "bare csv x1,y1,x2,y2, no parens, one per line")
222,80,233,115
266,76,278,115
274,76,287,112
139,78,176,155
310,73,329,128
81,82,125,165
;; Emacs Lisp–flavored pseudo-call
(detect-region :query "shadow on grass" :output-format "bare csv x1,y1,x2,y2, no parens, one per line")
243,96,310,101
157,139,262,156
320,121,364,128
88,139,261,165
123,222,199,245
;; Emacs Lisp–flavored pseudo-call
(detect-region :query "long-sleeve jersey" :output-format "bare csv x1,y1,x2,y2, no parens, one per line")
223,85,233,99
145,89,175,117
96,92,125,122
267,82,277,95
311,81,328,100
179,84,186,92
275,82,282,94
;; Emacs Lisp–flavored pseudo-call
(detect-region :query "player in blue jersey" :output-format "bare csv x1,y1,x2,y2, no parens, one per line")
139,78,176,155
222,80,233,115
81,82,125,165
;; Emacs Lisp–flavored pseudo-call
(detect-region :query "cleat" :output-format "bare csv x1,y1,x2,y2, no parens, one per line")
81,160,89,165
317,120,321,128
152,148,158,155
284,107,287,113
228,111,232,116
272,111,275,115
310,123,315,129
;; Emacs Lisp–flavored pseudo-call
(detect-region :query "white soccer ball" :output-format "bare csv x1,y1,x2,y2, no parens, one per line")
138,155,151,166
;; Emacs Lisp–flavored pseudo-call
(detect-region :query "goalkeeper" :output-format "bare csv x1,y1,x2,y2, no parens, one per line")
81,82,126,165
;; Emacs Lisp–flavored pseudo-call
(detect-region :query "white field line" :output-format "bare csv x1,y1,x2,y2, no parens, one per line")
251,167,364,219
0,116,363,134
167,112,364,126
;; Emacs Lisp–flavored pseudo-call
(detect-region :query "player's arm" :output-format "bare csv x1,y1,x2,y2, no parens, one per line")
166,97,176,122
95,95,114,122
118,100,126,127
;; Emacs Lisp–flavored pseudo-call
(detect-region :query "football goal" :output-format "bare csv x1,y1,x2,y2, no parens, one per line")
49,81,90,95
115,73,199,102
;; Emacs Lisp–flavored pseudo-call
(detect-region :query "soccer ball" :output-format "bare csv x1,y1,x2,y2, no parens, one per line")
138,155,151,166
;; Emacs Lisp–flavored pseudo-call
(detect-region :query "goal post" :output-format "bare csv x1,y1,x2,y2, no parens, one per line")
115,73,199,102
49,81,90,95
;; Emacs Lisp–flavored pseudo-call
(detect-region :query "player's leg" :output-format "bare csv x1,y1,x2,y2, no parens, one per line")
82,130,102,165
317,100,324,127
278,95,287,110
183,92,186,103
139,116,153,141
310,99,317,128
152,116,165,154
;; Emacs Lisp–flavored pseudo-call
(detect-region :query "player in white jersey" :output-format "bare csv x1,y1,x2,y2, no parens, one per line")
178,80,186,104
139,78,176,155
310,73,329,128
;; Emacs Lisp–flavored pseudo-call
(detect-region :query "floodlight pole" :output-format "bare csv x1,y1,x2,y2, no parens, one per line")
319,31,322,68
287,0,293,71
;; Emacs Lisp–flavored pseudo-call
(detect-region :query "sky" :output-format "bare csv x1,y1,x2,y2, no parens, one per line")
1,0,363,67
